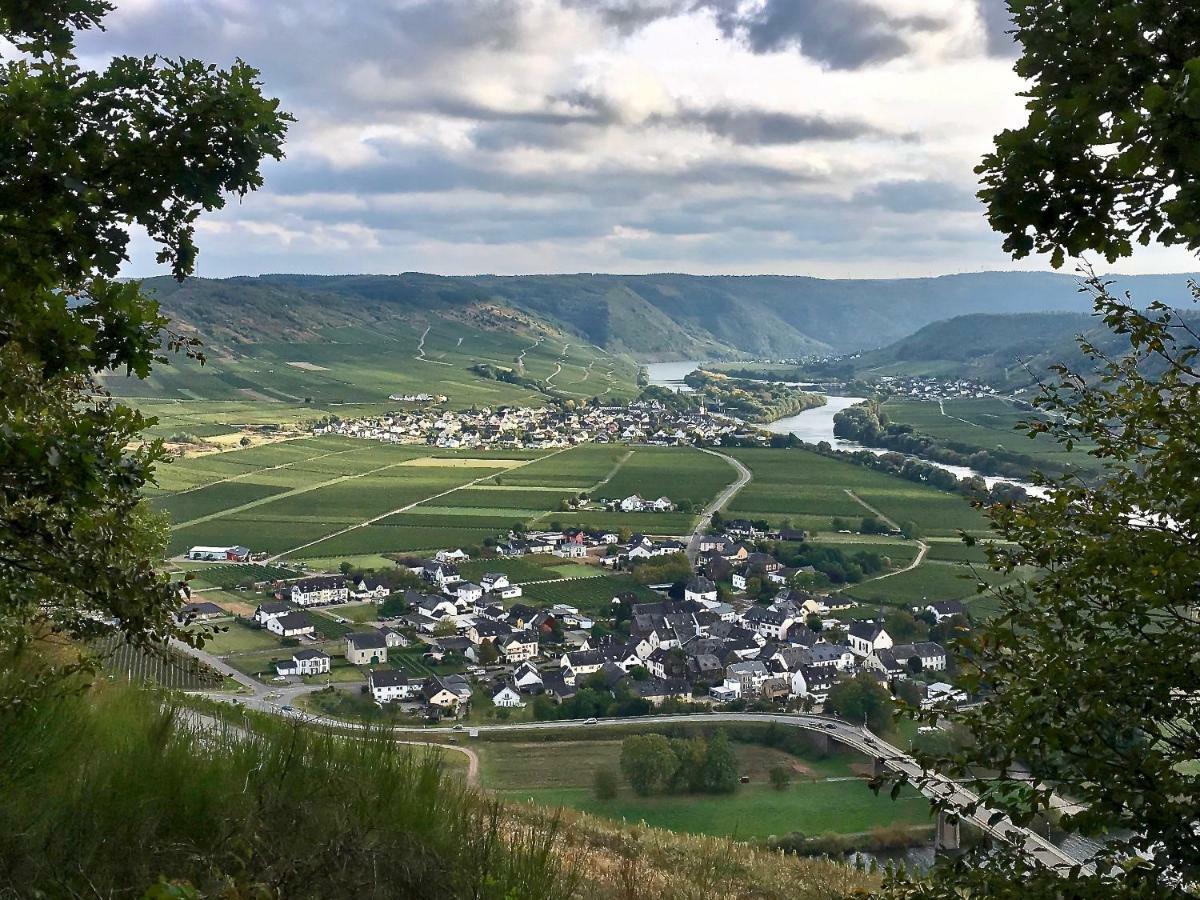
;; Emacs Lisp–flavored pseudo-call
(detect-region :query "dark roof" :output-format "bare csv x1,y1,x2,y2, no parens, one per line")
257,601,291,614
686,576,716,593
370,669,410,688
848,621,886,641
347,631,388,650
274,611,312,631
293,648,329,661
180,601,224,616
294,576,346,592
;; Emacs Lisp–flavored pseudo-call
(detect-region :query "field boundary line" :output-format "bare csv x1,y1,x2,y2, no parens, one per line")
162,444,362,499
268,447,570,561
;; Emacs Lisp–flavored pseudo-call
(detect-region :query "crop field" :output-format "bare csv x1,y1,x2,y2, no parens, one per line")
180,563,301,590
92,635,225,690
549,510,697,535
840,560,1008,606
725,447,990,538
882,398,1097,473
490,444,628,489
520,575,659,614
598,447,736,508
193,622,281,655
457,555,565,583
152,438,560,558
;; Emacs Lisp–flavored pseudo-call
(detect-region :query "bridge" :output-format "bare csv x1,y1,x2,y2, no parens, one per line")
232,698,1093,875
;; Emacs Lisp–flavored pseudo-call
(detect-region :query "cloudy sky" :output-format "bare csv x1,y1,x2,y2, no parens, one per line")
80,0,1197,278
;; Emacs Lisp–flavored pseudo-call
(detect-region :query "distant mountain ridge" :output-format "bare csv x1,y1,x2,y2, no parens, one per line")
145,270,1200,359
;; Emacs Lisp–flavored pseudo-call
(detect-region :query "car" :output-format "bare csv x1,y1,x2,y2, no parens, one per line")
583,717,598,725
281,705,295,713
822,722,837,730
451,724,465,732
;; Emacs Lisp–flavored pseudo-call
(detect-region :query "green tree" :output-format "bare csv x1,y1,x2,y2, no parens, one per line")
825,673,892,733
698,730,739,794
768,765,792,792
592,765,618,800
619,734,678,797
881,5,1200,897
0,0,289,699
478,640,499,666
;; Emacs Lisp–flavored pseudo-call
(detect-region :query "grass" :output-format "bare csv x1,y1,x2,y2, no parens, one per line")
193,621,281,655
458,555,565,584
840,560,1010,605
180,562,300,590
599,446,736,508
0,684,580,898
520,576,660,615
329,602,382,623
478,741,931,839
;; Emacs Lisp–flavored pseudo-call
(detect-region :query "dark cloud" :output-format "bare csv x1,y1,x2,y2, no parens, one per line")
976,0,1019,58
853,179,979,213
668,106,891,145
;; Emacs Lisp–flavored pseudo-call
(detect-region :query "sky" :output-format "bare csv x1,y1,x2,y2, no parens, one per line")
77,0,1199,279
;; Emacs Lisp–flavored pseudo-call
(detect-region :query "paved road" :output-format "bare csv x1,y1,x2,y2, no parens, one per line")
203,688,1091,875
687,449,752,564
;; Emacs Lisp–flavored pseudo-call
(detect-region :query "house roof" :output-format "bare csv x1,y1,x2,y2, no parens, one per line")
347,631,388,650
274,611,312,631
848,621,886,642
293,648,329,661
370,669,409,688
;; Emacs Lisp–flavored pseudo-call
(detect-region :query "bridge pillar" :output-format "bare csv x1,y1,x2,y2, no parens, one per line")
872,756,886,780
935,810,962,857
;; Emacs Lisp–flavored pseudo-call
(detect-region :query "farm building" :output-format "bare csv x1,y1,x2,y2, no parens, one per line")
187,545,251,562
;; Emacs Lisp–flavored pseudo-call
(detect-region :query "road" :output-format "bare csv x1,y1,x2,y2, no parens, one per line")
687,449,752,564
204,685,1092,875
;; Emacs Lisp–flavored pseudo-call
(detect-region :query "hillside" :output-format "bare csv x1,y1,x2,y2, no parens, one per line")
142,270,1200,361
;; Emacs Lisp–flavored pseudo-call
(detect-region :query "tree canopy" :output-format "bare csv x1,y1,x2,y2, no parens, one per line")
0,0,290,699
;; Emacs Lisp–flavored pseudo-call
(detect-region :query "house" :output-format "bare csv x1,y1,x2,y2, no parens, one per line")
436,548,470,563
369,668,417,704
424,675,470,716
512,661,544,691
731,572,747,591
498,631,539,663
847,622,893,658
345,631,389,665
479,572,511,593
791,665,838,702
274,649,330,677
744,552,782,574
709,684,739,702
619,494,645,512
448,581,483,604
287,576,349,607
422,560,459,585
352,576,391,601
742,606,795,641
684,576,718,604
724,660,771,697
492,684,523,708
175,600,225,624
923,600,967,623
266,611,315,639
376,626,408,648
253,601,291,625
923,681,968,708
882,641,948,674
187,545,250,562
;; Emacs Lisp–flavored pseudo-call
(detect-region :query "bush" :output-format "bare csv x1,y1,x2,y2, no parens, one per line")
769,765,792,791
593,765,619,800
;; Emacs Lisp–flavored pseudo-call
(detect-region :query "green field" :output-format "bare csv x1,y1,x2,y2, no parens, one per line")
519,575,659,615
725,447,991,538
478,740,931,839
598,446,736,508
840,560,1009,606
881,397,1097,474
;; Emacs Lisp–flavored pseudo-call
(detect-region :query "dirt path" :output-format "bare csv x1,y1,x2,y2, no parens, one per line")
397,740,479,785
841,489,928,581
165,443,357,499
415,326,452,366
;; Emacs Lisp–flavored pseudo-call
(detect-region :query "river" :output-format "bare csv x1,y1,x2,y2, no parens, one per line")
645,361,1044,495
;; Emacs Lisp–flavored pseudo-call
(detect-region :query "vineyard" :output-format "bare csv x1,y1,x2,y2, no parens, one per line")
92,635,225,690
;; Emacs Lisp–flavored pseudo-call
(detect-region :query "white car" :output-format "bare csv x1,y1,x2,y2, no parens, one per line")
583,717,598,725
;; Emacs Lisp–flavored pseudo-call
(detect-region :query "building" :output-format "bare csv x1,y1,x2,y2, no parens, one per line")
847,622,893,658
683,576,717,604
923,600,967,623
492,684,523,708
175,600,225,624
187,545,250,562
253,601,291,625
287,576,349,607
266,611,315,639
369,669,417,704
352,576,391,601
345,631,389,665
274,649,331,677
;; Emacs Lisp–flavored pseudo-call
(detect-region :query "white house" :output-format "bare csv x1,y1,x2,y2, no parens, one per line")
352,576,391,602
369,669,417,704
436,548,470,563
492,685,523,708
923,681,968,708
499,631,539,663
684,576,718,604
479,572,511,593
274,649,330,677
620,494,645,512
253,601,291,625
287,576,349,607
731,572,747,591
847,622,893,658
923,601,966,623
512,662,544,691
448,581,483,605
266,611,315,639
790,665,838,702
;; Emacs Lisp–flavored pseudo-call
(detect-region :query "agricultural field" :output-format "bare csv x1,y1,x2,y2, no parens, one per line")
725,447,991,538
457,555,568,584
177,563,301,590
490,444,630,489
881,397,1097,474
520,575,659,615
477,740,931,839
840,560,1010,607
598,446,736,509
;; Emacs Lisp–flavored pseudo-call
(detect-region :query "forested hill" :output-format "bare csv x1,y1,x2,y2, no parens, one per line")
144,270,1200,359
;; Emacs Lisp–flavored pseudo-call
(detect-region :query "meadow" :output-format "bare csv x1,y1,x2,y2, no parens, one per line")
477,740,932,840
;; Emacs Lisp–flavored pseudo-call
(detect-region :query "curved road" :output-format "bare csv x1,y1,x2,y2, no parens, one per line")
208,685,1091,876
687,449,752,564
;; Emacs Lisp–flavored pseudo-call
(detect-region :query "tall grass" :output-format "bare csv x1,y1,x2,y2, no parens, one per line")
0,686,576,898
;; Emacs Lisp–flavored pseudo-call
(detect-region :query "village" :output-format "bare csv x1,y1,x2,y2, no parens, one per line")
313,398,761,450
180,522,970,724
